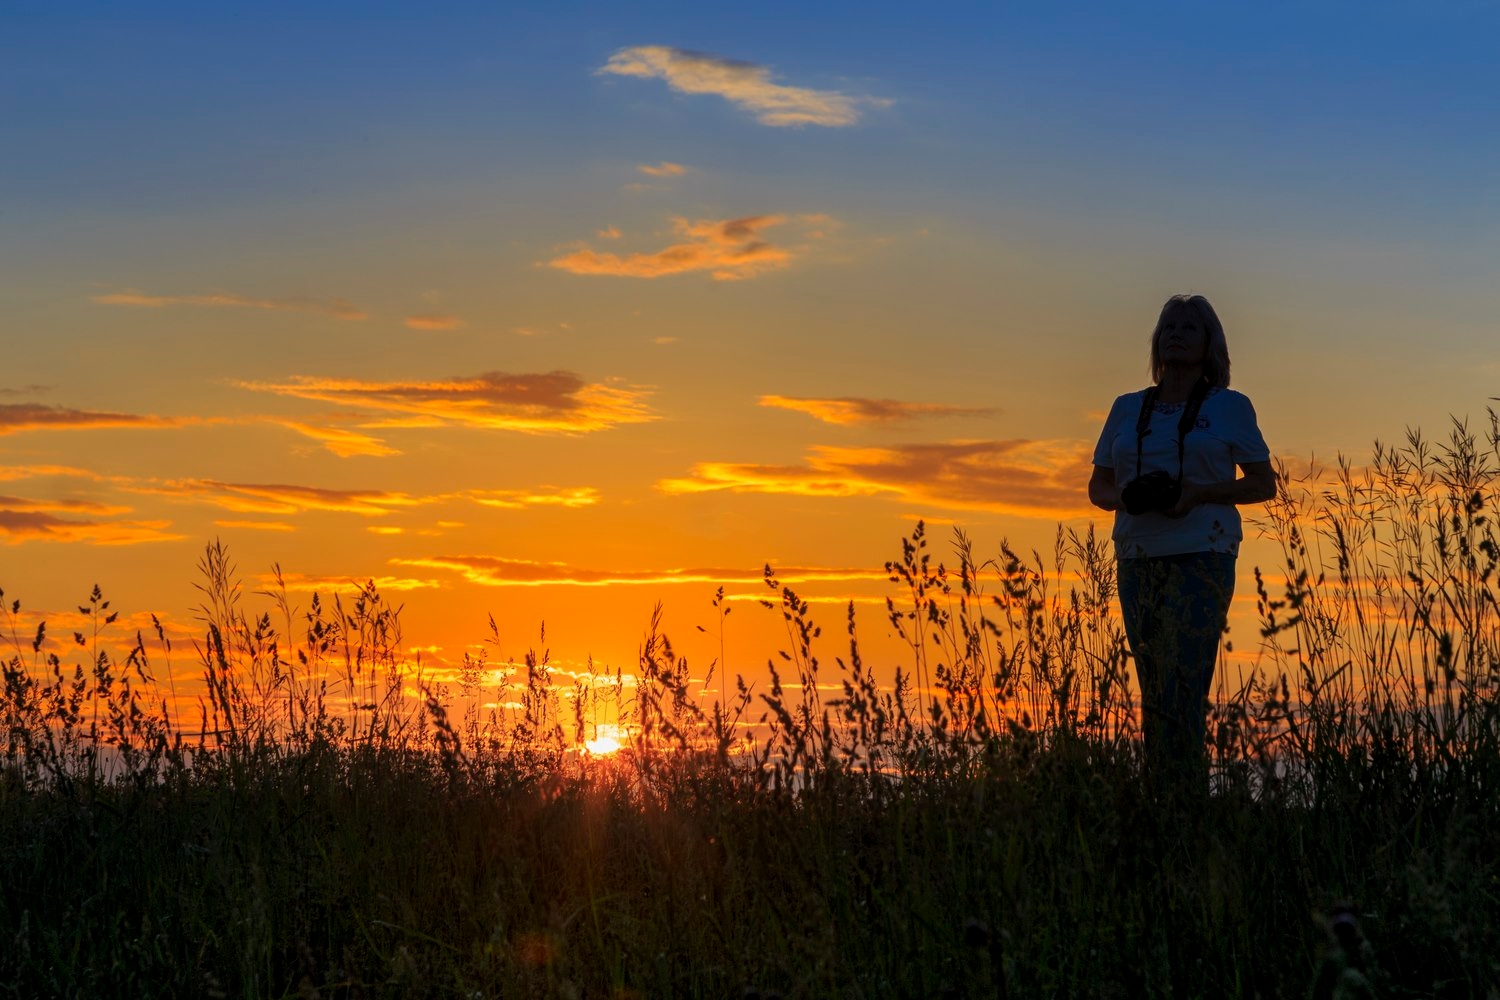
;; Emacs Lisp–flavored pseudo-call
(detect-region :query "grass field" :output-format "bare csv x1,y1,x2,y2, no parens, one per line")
5,419,1500,998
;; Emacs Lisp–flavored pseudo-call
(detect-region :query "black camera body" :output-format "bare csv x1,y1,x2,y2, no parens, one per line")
1121,470,1182,516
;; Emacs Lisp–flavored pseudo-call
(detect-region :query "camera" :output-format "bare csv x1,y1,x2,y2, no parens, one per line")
1121,470,1182,515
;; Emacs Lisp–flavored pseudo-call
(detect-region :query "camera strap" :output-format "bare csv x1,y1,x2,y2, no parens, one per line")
1133,376,1211,480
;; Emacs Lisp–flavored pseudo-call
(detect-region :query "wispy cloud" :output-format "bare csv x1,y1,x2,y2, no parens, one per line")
0,384,52,395
759,395,999,426
130,480,443,517
658,440,1097,518
597,225,623,239
275,421,399,458
599,46,886,127
404,314,465,331
0,403,192,435
549,215,797,281
392,555,888,588
259,572,443,594
92,289,367,321
637,161,687,177
0,494,131,517
0,464,104,482
0,509,182,546
238,371,656,434
133,479,602,518
469,487,601,510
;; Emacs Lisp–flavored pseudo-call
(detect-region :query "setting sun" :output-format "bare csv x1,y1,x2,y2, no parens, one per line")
584,723,626,757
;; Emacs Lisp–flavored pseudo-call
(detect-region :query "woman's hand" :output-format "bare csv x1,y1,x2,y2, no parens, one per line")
1166,464,1277,517
1165,483,1201,518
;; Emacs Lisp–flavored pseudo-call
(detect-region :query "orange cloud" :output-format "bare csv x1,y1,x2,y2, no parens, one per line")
276,421,399,458
658,440,1097,518
130,480,442,517
598,46,887,127
404,314,465,331
0,510,182,546
0,403,191,435
259,572,443,594
131,479,601,518
759,395,999,426
637,161,687,177
469,487,600,510
0,494,131,517
238,371,656,434
391,555,889,588
215,519,297,532
549,215,795,281
597,225,622,239
92,289,367,321
0,465,99,482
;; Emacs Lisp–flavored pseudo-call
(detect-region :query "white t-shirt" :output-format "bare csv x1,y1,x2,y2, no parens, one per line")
1092,386,1271,558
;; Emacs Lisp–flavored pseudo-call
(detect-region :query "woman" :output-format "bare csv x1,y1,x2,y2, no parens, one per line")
1088,294,1275,774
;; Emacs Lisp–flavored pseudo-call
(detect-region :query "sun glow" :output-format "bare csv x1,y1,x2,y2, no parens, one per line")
584,723,626,756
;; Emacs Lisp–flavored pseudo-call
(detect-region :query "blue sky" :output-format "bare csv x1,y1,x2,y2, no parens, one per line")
7,1,1497,225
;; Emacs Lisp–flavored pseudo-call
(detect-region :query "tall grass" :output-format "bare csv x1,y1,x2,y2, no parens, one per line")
4,417,1500,996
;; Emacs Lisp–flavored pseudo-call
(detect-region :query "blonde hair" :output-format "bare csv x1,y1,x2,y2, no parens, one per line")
1149,293,1231,388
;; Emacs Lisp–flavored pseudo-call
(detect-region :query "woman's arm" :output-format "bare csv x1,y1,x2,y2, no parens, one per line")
1167,460,1277,517
1089,464,1121,512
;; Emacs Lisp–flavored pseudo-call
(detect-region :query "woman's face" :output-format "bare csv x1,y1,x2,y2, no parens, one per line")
1157,312,1207,368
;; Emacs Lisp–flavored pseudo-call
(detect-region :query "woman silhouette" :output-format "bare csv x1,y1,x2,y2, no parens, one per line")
1088,294,1275,775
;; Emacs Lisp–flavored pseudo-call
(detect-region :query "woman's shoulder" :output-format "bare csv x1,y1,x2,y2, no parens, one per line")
1103,388,1151,423
1202,387,1266,434
1207,387,1258,411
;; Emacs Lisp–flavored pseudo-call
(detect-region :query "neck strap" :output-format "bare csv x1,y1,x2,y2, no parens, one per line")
1134,377,1211,480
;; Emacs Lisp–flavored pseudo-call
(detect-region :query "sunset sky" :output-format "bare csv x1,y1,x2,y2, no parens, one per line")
4,2,1499,708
